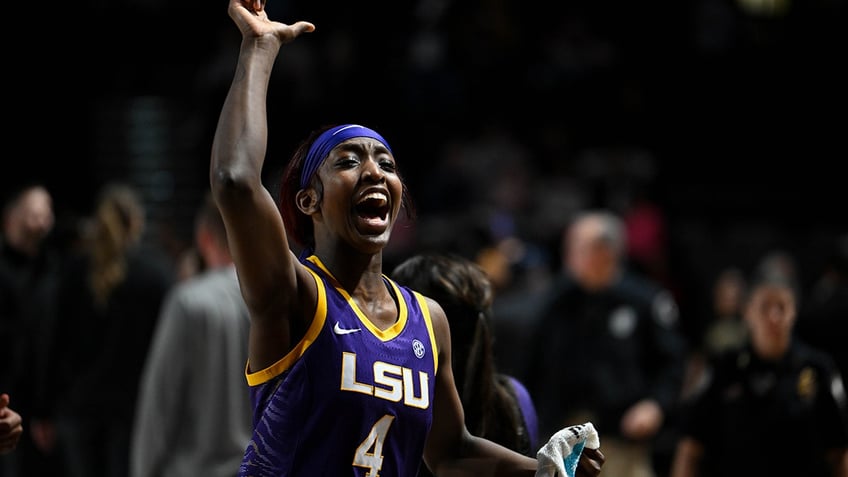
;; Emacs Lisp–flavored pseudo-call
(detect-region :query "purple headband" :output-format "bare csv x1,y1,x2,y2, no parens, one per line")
299,124,393,189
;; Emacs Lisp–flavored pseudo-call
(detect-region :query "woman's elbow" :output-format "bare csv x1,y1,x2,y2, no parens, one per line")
210,164,258,204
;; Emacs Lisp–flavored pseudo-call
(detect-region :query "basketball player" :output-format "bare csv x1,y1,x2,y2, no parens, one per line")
210,0,605,475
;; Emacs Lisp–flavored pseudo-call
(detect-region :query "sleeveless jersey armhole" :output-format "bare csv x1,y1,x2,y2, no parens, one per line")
413,291,439,374
245,266,329,386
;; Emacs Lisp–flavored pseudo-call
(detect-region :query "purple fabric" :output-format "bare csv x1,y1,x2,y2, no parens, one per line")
300,124,393,189
507,375,540,451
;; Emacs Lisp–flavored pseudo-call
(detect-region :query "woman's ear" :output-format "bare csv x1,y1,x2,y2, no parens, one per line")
296,189,319,214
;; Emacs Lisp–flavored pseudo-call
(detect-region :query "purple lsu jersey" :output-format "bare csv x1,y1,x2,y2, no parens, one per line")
239,255,439,477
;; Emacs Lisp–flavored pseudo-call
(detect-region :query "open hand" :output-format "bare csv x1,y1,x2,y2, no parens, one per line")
228,0,314,44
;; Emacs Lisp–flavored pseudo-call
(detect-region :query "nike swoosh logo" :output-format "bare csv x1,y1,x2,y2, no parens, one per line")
333,322,362,335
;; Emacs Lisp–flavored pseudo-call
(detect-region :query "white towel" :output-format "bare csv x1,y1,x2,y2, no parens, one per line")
535,422,600,477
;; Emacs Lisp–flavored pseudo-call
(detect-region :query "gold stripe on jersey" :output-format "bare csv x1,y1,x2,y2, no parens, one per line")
308,255,410,341
245,264,328,386
413,290,439,374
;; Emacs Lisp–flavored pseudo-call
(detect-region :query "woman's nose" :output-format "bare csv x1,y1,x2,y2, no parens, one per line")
361,157,385,182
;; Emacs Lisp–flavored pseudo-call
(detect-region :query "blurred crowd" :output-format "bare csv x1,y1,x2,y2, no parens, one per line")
3,0,848,475
2,175,846,476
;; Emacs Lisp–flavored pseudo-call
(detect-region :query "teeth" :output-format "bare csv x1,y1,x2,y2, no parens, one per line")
358,192,387,205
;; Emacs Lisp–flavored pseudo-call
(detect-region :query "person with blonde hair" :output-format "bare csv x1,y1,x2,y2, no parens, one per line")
41,182,174,477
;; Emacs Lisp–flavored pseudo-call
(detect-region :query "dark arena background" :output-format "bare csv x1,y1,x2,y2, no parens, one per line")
9,0,848,337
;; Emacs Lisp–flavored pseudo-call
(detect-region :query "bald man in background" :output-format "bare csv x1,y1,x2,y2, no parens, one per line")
524,209,688,477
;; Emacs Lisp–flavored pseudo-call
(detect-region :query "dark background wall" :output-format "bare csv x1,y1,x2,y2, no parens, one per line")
9,0,848,324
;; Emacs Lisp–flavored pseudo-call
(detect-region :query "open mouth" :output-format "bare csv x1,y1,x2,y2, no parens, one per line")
355,192,390,224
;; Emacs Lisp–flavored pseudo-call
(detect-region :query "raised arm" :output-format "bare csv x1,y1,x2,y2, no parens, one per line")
209,0,315,370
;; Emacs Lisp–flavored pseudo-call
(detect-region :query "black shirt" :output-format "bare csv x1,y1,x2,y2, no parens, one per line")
679,339,848,477
525,271,688,441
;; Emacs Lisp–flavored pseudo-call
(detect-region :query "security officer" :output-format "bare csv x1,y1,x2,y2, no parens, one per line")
670,270,848,477
525,209,688,477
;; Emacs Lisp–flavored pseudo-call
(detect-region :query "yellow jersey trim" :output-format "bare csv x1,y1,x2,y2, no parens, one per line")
413,290,439,374
245,264,328,386
306,255,408,342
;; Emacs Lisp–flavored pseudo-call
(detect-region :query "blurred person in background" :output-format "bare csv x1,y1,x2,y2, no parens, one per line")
679,266,749,412
391,252,540,476
669,269,848,477
700,267,748,357
130,193,252,477
524,209,688,477
174,246,205,282
796,233,848,385
40,182,175,477
0,183,62,477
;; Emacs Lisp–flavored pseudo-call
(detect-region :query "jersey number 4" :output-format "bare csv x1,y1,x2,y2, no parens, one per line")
353,414,395,477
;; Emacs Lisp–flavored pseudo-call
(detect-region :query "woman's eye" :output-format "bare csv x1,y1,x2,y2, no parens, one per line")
380,160,397,172
337,157,358,167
